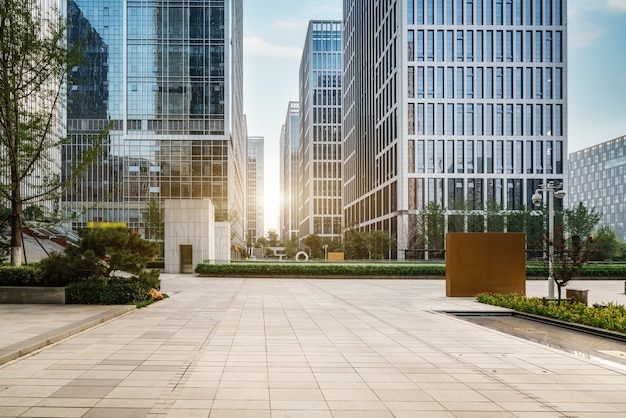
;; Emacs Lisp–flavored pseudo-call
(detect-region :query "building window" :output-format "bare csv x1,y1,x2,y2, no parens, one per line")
476,140,484,173
467,140,475,173
466,67,474,97
427,31,435,61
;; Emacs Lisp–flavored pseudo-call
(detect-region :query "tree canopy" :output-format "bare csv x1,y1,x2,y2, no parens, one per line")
0,0,101,265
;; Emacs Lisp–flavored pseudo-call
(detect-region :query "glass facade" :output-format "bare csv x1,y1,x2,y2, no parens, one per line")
247,137,264,246
279,102,300,241
299,21,343,242
569,136,626,241
343,0,567,257
63,0,245,246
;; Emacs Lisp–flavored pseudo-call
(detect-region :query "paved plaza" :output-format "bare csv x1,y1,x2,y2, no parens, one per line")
0,275,625,417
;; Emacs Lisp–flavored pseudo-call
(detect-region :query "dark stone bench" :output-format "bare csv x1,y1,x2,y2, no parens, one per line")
0,287,66,304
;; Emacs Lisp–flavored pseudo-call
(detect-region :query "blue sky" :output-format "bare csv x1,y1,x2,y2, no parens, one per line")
242,0,626,232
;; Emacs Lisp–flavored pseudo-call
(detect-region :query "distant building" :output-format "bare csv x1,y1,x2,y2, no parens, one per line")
279,102,300,242
298,21,343,243
343,0,568,258
62,0,247,258
247,136,264,247
569,135,626,241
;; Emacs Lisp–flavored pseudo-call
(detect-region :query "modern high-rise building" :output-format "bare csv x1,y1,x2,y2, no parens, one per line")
343,0,567,258
279,101,300,242
298,21,343,243
63,0,246,252
246,136,264,247
569,135,626,241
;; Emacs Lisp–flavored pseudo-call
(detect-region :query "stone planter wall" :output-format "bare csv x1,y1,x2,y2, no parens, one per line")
0,287,66,304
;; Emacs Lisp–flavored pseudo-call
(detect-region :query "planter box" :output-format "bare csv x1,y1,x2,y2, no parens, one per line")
0,287,66,304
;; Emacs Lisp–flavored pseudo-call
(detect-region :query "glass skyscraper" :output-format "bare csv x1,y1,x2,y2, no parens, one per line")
279,101,300,242
343,0,567,258
247,136,264,247
298,21,343,243
63,0,245,249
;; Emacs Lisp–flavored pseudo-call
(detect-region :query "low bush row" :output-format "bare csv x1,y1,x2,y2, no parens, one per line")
195,263,445,277
66,276,153,305
0,265,48,286
526,264,626,277
195,262,626,278
476,292,626,333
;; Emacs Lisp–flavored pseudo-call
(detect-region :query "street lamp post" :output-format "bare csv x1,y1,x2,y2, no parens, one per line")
532,181,566,299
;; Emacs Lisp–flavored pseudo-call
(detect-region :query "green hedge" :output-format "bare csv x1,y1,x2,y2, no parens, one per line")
146,259,164,269
195,262,626,278
526,264,626,277
66,276,153,305
0,265,43,286
195,263,445,277
476,292,626,333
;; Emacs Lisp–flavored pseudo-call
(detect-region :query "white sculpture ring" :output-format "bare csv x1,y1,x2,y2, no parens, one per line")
295,251,309,262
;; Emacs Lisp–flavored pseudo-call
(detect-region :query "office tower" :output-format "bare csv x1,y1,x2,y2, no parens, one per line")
343,0,567,258
298,21,343,243
63,0,246,251
247,136,264,247
279,101,300,241
569,135,626,241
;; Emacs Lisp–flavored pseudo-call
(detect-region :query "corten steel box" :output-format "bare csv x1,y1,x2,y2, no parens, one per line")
328,252,345,262
446,232,526,297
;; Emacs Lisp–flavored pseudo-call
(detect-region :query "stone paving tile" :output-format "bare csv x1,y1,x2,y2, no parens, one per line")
0,276,625,417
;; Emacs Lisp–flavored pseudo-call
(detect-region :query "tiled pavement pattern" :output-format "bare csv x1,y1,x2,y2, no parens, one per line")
0,276,625,418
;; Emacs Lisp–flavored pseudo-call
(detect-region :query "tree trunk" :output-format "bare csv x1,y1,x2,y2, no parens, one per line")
10,192,23,266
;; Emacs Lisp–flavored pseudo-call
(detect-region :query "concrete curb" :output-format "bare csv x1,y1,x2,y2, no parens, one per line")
0,305,135,365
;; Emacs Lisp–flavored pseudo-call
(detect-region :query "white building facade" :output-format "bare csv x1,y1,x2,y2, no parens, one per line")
569,135,626,241
343,0,568,258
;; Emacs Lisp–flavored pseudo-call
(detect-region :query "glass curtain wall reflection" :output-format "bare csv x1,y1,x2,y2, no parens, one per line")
63,0,245,246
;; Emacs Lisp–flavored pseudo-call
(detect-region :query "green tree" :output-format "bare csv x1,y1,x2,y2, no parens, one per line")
0,0,102,266
284,237,299,258
546,223,594,303
485,198,505,232
367,230,394,259
142,199,164,241
591,226,620,261
419,202,445,259
302,234,323,259
563,202,602,240
266,229,281,247
38,228,160,286
254,236,269,257
343,228,369,260
447,198,467,233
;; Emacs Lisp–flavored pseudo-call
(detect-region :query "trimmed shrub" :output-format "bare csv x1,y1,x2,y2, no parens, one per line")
146,259,164,269
195,263,446,277
66,276,152,305
476,292,626,333
0,265,40,286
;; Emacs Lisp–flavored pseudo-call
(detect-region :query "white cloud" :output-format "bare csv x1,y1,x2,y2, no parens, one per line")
570,0,626,13
569,20,606,48
274,18,310,31
606,0,626,12
244,36,302,61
